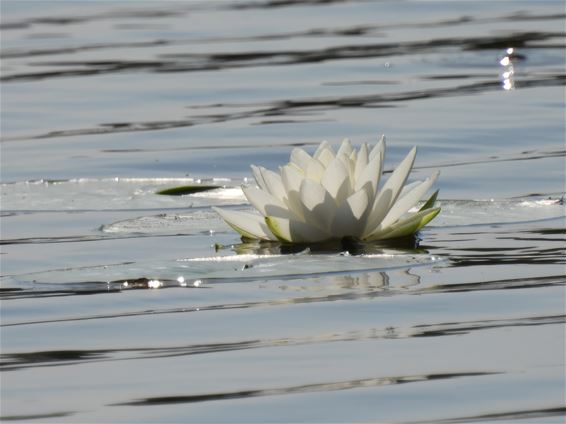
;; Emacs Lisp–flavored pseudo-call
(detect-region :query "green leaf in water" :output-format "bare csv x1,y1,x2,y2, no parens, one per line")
156,185,221,196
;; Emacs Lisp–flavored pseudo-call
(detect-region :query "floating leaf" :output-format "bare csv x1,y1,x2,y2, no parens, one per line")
156,185,221,196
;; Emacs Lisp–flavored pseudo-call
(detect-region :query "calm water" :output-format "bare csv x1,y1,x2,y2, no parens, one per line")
1,1,565,422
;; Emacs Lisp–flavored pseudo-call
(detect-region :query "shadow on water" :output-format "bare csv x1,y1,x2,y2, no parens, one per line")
409,407,566,424
0,0,362,31
1,73,563,142
1,274,562,326
111,372,498,407
2,6,564,59
2,27,563,78
1,18,564,142
427,225,566,267
424,274,565,294
2,314,563,371
2,30,563,82
0,412,76,422
227,233,424,255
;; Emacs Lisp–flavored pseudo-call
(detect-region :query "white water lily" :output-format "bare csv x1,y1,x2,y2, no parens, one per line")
213,136,440,243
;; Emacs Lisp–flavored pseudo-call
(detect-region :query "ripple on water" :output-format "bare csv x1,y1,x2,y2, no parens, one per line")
1,1,565,422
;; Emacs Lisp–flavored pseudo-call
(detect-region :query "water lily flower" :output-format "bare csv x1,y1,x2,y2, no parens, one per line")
213,136,440,243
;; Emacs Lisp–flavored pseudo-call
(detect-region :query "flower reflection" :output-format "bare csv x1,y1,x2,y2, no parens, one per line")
325,270,391,290
229,237,430,256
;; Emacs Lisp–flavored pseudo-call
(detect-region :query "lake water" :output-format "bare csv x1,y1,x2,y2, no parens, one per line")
1,1,565,422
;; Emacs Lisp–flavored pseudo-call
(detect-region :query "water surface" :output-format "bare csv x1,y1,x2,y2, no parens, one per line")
1,1,565,422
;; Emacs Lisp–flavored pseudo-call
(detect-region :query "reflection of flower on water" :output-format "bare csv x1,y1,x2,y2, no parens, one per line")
214,137,440,244
229,238,431,256
260,268,423,295
333,268,421,291
228,240,426,292
274,271,391,293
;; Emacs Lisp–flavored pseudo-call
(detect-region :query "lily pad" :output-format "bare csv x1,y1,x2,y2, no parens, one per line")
156,185,222,196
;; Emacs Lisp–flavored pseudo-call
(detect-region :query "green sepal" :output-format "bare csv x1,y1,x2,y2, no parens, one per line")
265,216,291,243
224,221,260,241
363,207,440,241
419,189,439,211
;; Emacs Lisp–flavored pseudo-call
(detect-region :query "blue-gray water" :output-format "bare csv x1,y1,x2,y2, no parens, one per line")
1,1,565,423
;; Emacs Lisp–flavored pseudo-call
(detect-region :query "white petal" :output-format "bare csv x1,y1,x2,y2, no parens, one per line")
399,180,422,198
242,185,289,218
354,143,368,183
305,159,326,182
330,188,369,237
344,188,369,220
354,150,382,195
285,190,305,221
290,147,313,172
321,158,351,206
213,207,276,241
362,187,392,238
317,149,335,167
281,165,306,220
363,146,417,236
250,165,268,191
300,179,336,230
337,138,353,157
261,168,287,202
250,165,267,191
265,216,331,243
376,171,440,230
369,135,385,162
281,164,302,193
349,149,357,164
290,146,327,182
314,140,332,159
338,152,355,192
